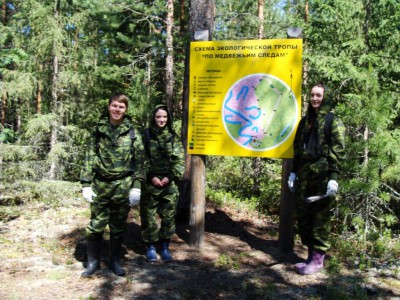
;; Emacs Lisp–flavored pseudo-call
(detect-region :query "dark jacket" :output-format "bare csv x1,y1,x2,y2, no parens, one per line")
292,86,345,181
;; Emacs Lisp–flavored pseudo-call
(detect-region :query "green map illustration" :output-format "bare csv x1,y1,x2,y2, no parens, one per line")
222,73,298,151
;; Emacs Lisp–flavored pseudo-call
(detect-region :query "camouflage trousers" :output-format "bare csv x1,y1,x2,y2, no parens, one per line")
294,157,333,252
140,181,179,244
86,175,131,241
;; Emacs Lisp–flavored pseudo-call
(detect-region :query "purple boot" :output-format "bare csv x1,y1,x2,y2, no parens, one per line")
294,246,312,270
297,249,325,275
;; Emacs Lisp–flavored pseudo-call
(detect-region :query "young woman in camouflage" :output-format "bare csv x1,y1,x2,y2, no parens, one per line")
80,94,146,277
140,104,185,262
288,83,345,275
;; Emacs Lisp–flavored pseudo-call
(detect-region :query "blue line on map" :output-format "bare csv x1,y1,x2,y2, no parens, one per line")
274,119,295,143
224,90,250,124
224,86,261,145
237,86,249,101
245,106,261,120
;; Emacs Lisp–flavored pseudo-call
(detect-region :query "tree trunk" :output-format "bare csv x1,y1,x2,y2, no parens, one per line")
189,0,215,40
302,1,309,112
187,0,215,248
179,0,186,35
1,0,7,126
363,125,369,166
257,0,264,39
1,89,6,127
48,0,61,180
2,0,6,25
36,82,42,114
48,55,59,180
165,0,174,115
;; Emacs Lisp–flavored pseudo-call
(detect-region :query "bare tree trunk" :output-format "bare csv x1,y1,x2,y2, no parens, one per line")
16,98,21,132
36,82,42,114
48,54,59,180
189,0,215,39
179,0,186,35
279,2,307,253
257,0,264,39
1,89,6,127
48,0,61,180
165,0,174,115
1,0,7,126
363,125,369,166
187,0,215,248
302,1,309,112
2,0,6,25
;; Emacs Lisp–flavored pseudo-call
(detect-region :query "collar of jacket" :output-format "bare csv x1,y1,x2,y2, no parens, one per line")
97,114,132,134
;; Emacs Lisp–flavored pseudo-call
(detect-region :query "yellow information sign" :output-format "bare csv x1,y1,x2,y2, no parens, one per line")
188,39,302,158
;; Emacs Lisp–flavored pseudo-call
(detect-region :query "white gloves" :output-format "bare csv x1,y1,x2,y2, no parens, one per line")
288,172,296,192
82,187,96,203
129,188,141,207
326,180,339,196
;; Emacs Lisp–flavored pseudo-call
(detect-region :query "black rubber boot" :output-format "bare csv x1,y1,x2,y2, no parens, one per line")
81,239,102,277
109,238,126,276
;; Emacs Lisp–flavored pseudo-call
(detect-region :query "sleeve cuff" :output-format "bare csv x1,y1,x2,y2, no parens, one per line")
133,180,142,189
166,173,174,182
329,172,338,181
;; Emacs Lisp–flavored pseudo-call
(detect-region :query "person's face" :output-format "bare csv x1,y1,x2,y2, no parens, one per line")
310,86,324,111
108,100,127,125
154,108,168,129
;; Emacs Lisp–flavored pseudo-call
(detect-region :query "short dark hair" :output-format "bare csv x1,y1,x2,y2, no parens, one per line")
109,94,129,108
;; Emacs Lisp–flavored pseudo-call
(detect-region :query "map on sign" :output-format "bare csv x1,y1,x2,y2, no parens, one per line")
222,73,297,151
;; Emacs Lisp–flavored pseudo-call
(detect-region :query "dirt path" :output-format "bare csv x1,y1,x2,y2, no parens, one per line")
0,200,399,299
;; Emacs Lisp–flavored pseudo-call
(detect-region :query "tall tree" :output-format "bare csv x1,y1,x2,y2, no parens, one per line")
165,0,174,114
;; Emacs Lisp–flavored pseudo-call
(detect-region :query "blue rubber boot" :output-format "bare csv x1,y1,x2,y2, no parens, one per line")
159,240,173,262
146,245,158,263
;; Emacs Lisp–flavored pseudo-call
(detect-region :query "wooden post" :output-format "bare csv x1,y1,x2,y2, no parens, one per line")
188,29,210,248
278,159,295,253
189,155,206,247
278,28,303,254
186,0,215,248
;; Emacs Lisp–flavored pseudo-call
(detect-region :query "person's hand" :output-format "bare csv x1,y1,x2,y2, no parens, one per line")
129,188,141,206
151,177,163,188
326,180,339,196
82,187,96,203
288,172,296,192
160,177,170,187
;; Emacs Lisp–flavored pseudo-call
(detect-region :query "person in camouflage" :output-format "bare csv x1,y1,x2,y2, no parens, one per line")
140,104,185,262
288,83,345,275
80,94,146,277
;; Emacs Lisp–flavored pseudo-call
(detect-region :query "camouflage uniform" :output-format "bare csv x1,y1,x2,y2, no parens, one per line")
80,115,146,241
140,107,185,244
291,89,345,252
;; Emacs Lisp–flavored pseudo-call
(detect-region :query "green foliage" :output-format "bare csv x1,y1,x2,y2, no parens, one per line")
4,180,81,207
0,128,17,143
206,156,281,213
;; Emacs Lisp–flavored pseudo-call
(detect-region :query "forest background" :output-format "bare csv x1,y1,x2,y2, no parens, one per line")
1,0,400,275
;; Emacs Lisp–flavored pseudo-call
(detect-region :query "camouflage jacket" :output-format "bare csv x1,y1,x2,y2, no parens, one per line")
80,115,146,188
144,127,185,183
292,100,346,181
